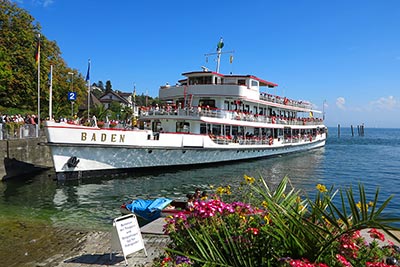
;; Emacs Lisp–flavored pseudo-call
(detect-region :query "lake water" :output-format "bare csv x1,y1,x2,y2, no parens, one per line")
1,127,400,231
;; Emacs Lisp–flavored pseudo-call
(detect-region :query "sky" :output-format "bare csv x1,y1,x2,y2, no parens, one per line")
12,0,400,128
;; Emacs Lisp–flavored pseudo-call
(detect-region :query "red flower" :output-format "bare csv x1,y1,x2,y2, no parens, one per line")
368,228,385,242
336,254,352,267
246,227,259,235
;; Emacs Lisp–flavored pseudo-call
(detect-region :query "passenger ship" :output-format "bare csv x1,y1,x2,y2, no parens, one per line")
45,40,327,179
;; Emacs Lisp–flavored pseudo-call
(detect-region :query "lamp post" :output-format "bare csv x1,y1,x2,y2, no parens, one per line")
68,72,74,117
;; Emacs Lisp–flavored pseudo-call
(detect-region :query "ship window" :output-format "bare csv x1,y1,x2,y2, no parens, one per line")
251,80,259,87
198,99,216,108
212,124,221,135
200,123,207,134
224,125,231,136
176,99,184,108
224,101,230,111
189,76,212,85
176,121,190,133
231,126,238,137
238,79,246,85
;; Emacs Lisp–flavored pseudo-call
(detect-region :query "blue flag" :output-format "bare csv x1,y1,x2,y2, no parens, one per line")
85,59,90,81
48,71,51,86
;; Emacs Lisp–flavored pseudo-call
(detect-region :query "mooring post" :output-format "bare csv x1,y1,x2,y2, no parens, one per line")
351,125,354,137
338,124,340,138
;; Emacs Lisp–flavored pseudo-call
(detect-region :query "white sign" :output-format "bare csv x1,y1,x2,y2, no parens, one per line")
111,214,147,265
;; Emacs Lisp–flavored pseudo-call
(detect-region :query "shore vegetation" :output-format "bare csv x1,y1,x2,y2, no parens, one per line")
154,175,400,267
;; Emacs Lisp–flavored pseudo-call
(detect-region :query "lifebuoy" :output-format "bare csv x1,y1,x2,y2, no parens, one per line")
271,116,276,124
309,136,312,142
284,98,288,105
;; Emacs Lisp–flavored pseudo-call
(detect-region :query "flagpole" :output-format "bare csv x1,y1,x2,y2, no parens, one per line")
37,34,41,131
87,79,90,120
49,65,53,120
86,59,91,120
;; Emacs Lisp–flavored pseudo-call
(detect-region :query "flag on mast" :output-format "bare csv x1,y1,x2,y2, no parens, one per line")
86,59,91,119
85,59,91,82
217,38,224,50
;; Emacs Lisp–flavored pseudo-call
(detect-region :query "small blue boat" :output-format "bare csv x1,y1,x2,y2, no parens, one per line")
121,198,173,221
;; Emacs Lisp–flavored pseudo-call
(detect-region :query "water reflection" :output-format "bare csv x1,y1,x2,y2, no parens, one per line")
0,148,325,230
2,128,400,231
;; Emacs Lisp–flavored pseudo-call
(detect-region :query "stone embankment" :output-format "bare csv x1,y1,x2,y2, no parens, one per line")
0,137,52,180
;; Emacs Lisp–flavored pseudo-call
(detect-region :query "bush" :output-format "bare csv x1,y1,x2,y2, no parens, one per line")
155,176,400,267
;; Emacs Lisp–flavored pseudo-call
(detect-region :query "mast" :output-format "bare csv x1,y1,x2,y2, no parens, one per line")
216,38,224,73
204,38,234,74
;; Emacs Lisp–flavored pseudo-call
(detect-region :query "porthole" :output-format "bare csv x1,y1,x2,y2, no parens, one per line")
148,150,152,154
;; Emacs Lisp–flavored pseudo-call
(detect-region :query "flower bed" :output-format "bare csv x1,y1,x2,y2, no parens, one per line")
153,176,400,267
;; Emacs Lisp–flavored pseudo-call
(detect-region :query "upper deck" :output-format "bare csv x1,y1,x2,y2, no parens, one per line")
159,69,313,112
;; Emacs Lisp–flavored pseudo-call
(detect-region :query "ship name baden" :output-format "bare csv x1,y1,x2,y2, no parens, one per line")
81,131,126,143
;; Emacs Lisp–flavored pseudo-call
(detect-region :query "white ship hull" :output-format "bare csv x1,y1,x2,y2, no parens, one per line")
45,121,326,178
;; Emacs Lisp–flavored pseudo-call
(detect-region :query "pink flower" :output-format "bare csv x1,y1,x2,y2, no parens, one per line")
368,228,385,242
336,254,352,267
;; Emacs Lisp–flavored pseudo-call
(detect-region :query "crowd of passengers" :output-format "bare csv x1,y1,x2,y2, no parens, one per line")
259,93,312,109
0,113,39,125
208,130,323,145
143,104,323,126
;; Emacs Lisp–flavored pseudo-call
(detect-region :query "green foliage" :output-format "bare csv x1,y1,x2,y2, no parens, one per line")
105,80,112,92
0,0,90,118
160,176,400,266
90,104,108,121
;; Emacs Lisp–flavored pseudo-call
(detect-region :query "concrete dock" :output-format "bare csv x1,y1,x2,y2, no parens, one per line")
45,218,169,267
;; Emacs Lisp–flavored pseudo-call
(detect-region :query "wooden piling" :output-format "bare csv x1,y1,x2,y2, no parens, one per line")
338,124,340,138
351,125,354,137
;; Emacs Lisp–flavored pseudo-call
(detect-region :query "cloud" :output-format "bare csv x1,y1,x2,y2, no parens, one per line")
336,97,346,110
42,0,54,7
369,96,398,110
25,0,54,7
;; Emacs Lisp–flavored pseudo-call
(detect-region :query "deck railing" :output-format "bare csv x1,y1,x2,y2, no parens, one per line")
209,134,317,146
259,93,312,109
0,123,39,140
141,108,323,126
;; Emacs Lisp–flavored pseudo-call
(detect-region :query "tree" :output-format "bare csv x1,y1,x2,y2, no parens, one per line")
105,80,112,92
0,0,89,118
97,80,104,91
90,103,108,121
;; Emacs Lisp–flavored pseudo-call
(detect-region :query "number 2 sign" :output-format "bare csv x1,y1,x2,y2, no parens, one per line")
68,92,77,101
